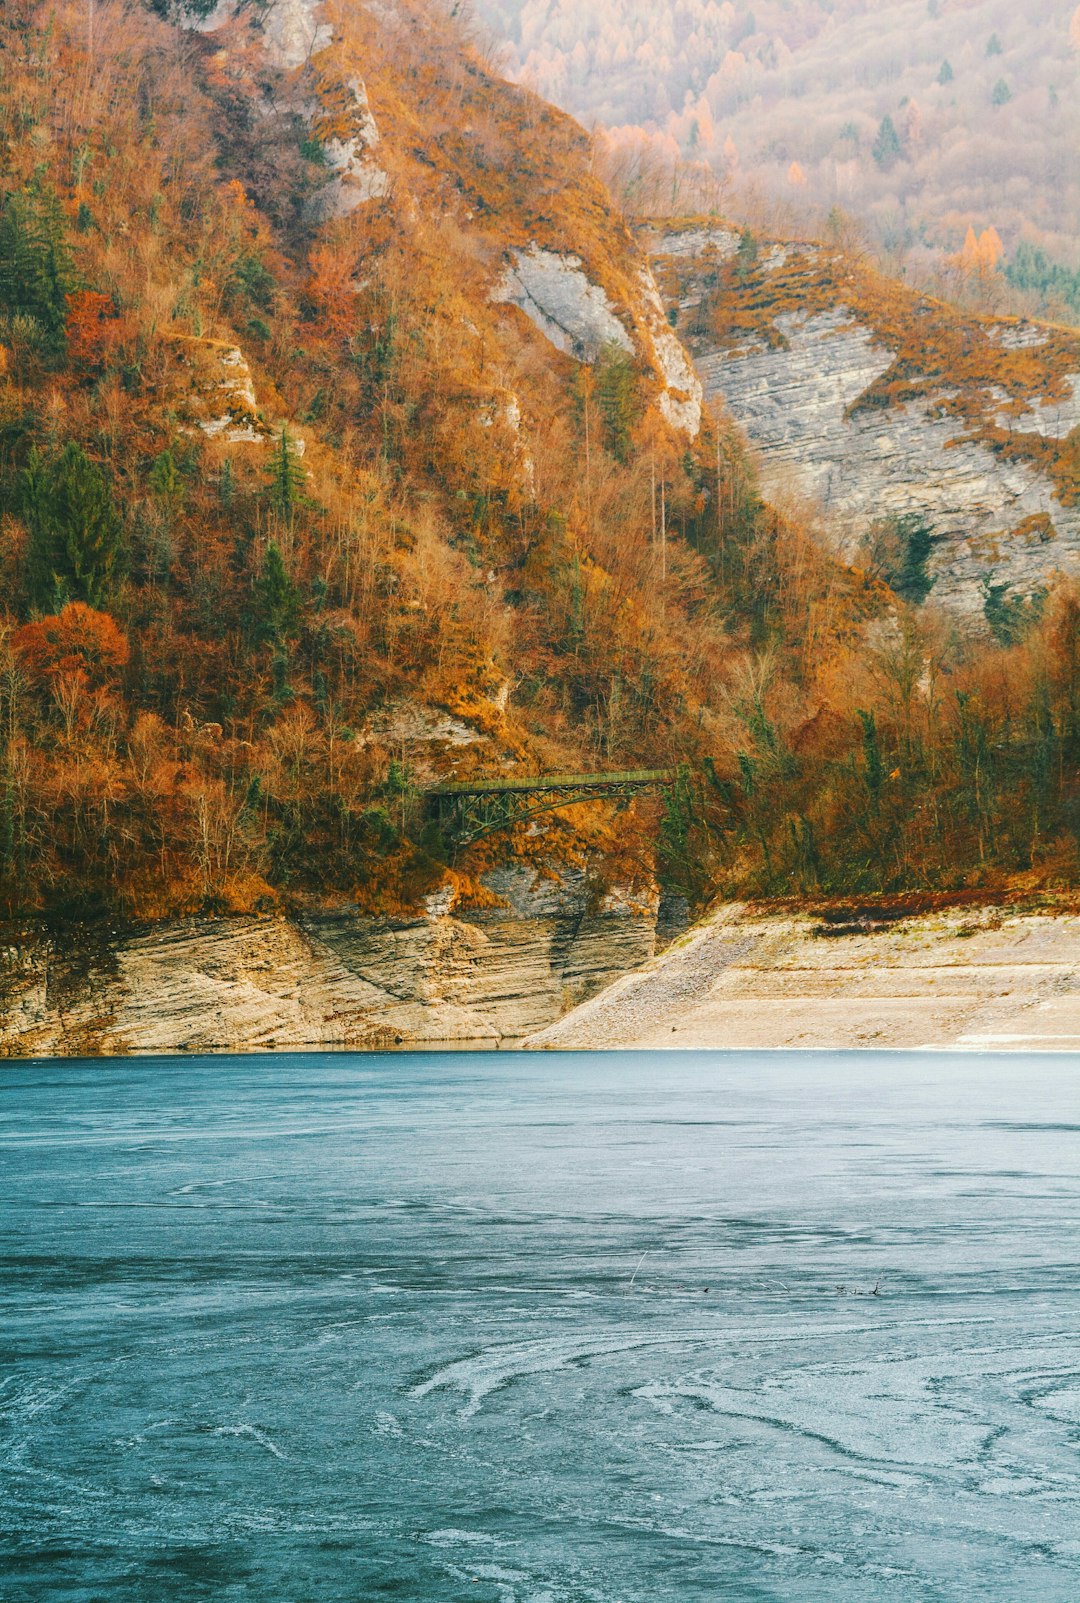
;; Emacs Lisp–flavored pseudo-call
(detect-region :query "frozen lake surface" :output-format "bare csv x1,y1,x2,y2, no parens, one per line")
2,1049,1080,1600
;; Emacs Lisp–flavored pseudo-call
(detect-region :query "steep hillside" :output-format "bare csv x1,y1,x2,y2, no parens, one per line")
7,0,1080,937
649,222,1080,624
0,0,865,921
476,0,1080,275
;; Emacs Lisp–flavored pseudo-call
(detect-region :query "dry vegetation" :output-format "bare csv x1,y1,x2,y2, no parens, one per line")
653,224,1080,509
3,0,1080,928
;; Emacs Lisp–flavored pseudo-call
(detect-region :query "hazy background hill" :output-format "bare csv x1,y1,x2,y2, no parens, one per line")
476,0,1080,284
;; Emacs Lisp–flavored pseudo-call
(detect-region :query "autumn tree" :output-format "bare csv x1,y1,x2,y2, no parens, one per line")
14,603,129,687
64,290,121,373
21,445,125,611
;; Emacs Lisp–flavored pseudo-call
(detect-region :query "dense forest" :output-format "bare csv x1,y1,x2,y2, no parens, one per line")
2,0,1080,930
476,0,1080,286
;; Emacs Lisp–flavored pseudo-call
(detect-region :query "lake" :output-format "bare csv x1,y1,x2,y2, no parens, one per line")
2,1049,1079,1601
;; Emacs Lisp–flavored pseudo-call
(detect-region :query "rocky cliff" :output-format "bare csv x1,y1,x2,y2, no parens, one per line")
179,0,704,442
0,869,660,1055
649,224,1080,624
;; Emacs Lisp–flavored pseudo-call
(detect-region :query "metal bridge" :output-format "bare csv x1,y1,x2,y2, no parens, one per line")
427,769,675,846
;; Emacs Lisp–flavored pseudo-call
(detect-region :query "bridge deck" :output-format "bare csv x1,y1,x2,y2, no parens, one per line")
428,769,674,798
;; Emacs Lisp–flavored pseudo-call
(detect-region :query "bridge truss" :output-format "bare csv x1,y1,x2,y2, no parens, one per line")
427,769,675,847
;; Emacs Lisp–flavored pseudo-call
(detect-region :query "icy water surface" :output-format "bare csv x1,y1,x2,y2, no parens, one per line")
2,1050,1080,1601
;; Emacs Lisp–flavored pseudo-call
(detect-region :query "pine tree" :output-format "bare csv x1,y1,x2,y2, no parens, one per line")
21,444,124,611
937,59,954,85
872,115,902,170
734,226,758,284
0,186,75,346
992,78,1012,107
148,449,184,517
264,427,307,524
253,542,300,643
594,342,640,464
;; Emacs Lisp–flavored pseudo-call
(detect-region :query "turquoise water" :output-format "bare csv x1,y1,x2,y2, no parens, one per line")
2,1049,1080,1600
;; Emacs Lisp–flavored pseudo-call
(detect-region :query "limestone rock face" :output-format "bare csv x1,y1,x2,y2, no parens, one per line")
164,335,273,445
493,247,633,360
183,0,389,217
528,904,1080,1054
649,225,1080,622
493,248,703,439
0,873,657,1054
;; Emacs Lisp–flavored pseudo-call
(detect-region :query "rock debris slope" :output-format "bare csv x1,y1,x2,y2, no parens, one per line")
527,904,1080,1052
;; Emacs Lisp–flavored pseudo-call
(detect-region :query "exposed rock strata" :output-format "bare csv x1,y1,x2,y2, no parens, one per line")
0,870,657,1056
185,0,389,217
527,903,1080,1052
165,335,274,446
648,225,1080,621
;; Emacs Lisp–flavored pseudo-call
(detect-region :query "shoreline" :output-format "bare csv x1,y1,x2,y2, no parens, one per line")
6,900,1080,1058
525,902,1080,1054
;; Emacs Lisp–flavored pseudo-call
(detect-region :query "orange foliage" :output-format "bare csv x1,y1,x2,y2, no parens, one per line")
306,241,361,342
5,0,1080,928
14,604,130,686
955,226,1004,276
65,291,124,370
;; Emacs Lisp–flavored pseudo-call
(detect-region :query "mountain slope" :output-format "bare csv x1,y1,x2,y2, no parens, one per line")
0,0,839,919
476,0,1080,272
7,0,1080,929
649,222,1080,623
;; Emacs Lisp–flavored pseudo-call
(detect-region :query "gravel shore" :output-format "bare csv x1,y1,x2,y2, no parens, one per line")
525,903,1080,1051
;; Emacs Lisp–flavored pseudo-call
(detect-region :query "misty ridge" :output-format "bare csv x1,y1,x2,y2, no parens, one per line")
476,0,1080,302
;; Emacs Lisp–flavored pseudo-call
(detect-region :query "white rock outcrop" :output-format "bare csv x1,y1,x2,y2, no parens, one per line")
652,226,1080,621
493,247,702,438
493,246,633,361
166,335,273,445
638,266,703,437
183,0,389,217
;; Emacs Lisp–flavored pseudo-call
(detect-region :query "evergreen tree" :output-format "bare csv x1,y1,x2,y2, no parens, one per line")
734,226,758,284
866,513,937,604
21,444,124,611
857,709,884,807
986,32,1003,56
991,78,1012,106
1005,241,1080,318
872,114,902,170
0,186,75,347
264,427,306,524
253,542,300,643
148,449,184,518
937,59,954,85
